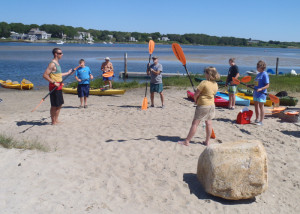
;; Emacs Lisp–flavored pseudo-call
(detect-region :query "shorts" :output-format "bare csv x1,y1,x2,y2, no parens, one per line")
77,84,90,97
253,96,266,103
193,105,215,121
228,85,237,94
150,83,163,93
103,76,113,81
50,90,64,107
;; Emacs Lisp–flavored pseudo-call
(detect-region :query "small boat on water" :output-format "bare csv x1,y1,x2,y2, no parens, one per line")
56,40,64,45
0,79,34,90
246,70,258,76
62,87,126,96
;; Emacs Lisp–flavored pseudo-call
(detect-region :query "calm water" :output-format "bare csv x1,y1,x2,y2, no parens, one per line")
0,42,300,87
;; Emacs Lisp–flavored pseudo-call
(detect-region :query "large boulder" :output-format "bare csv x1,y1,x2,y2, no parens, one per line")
197,140,268,200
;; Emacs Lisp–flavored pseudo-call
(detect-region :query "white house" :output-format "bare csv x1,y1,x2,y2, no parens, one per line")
108,35,113,39
129,37,137,42
161,37,170,41
10,32,28,40
74,32,93,41
28,28,51,40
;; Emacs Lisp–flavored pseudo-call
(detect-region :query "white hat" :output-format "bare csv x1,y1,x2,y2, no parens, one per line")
105,57,110,60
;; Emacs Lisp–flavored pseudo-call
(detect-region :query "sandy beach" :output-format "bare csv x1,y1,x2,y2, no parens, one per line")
0,87,299,214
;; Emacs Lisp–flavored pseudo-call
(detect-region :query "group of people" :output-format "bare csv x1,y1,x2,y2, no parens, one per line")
44,48,270,148
43,48,115,124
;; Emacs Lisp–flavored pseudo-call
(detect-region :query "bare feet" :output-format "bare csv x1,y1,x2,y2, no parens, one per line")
178,140,189,146
200,141,209,146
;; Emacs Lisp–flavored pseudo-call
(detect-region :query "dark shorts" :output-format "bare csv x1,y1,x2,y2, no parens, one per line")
150,83,163,93
103,76,113,81
77,84,90,97
50,90,64,107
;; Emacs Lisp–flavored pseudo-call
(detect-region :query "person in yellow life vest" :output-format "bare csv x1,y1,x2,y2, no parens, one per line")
43,48,72,125
101,57,114,89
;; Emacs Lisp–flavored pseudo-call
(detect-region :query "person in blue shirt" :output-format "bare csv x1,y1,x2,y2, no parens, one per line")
253,60,269,125
75,59,93,108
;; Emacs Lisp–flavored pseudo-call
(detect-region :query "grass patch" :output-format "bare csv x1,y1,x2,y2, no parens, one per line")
0,134,49,152
66,74,300,93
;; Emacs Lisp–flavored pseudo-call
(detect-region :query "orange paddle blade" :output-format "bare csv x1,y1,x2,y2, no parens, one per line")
269,94,279,104
102,71,114,78
31,99,44,112
240,76,252,83
210,128,216,139
142,97,148,110
232,77,241,85
172,43,186,65
149,40,155,54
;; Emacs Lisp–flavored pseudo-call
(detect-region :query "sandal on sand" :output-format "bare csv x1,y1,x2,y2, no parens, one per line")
79,105,83,109
84,105,88,108
178,141,189,146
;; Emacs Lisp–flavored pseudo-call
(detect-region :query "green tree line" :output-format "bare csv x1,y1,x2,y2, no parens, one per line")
1,22,299,48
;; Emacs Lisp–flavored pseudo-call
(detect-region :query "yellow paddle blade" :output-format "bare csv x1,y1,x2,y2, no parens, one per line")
142,97,148,110
149,40,155,54
172,43,186,66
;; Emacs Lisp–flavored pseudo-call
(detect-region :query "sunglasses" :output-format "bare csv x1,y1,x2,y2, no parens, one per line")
56,52,63,55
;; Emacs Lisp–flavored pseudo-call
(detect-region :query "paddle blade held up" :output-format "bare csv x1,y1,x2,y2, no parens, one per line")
172,43,186,66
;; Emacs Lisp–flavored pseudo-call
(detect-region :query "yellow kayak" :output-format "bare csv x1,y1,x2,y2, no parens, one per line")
62,87,126,95
0,79,34,90
236,93,272,107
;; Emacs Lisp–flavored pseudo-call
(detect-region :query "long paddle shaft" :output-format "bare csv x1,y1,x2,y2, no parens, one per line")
31,66,79,112
183,64,196,92
232,77,279,104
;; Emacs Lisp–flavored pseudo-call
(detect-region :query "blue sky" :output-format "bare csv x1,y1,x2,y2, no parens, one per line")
1,0,300,42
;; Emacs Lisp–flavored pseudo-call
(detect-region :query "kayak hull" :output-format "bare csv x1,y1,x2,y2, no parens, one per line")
187,90,229,107
236,93,273,107
216,92,250,106
62,87,126,95
0,79,34,90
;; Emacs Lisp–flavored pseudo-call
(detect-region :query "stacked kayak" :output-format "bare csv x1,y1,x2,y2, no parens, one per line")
0,79,34,90
187,90,229,107
238,88,298,106
236,93,273,107
62,87,126,95
195,77,226,86
216,92,250,106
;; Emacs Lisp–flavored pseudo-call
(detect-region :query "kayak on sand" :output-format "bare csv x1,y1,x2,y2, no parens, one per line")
0,79,34,90
186,90,229,107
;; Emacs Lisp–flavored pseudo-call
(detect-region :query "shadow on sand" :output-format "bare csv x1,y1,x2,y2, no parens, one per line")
183,173,256,205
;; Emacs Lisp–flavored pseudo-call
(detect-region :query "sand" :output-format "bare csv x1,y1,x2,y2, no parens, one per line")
0,87,299,214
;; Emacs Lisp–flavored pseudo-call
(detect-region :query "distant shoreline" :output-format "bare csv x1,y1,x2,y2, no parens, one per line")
1,39,299,49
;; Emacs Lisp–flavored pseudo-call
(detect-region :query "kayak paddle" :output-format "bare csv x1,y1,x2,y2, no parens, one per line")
232,77,279,104
142,40,155,110
172,43,215,139
172,43,196,92
31,66,80,112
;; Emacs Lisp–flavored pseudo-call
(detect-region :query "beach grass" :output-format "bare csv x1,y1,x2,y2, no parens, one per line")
0,133,49,152
66,74,300,93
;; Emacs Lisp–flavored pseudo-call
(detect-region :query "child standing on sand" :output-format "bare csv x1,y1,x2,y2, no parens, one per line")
179,67,219,146
225,58,239,110
75,59,93,109
253,60,269,125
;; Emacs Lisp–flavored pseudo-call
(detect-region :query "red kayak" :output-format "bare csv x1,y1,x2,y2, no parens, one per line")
187,90,229,107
